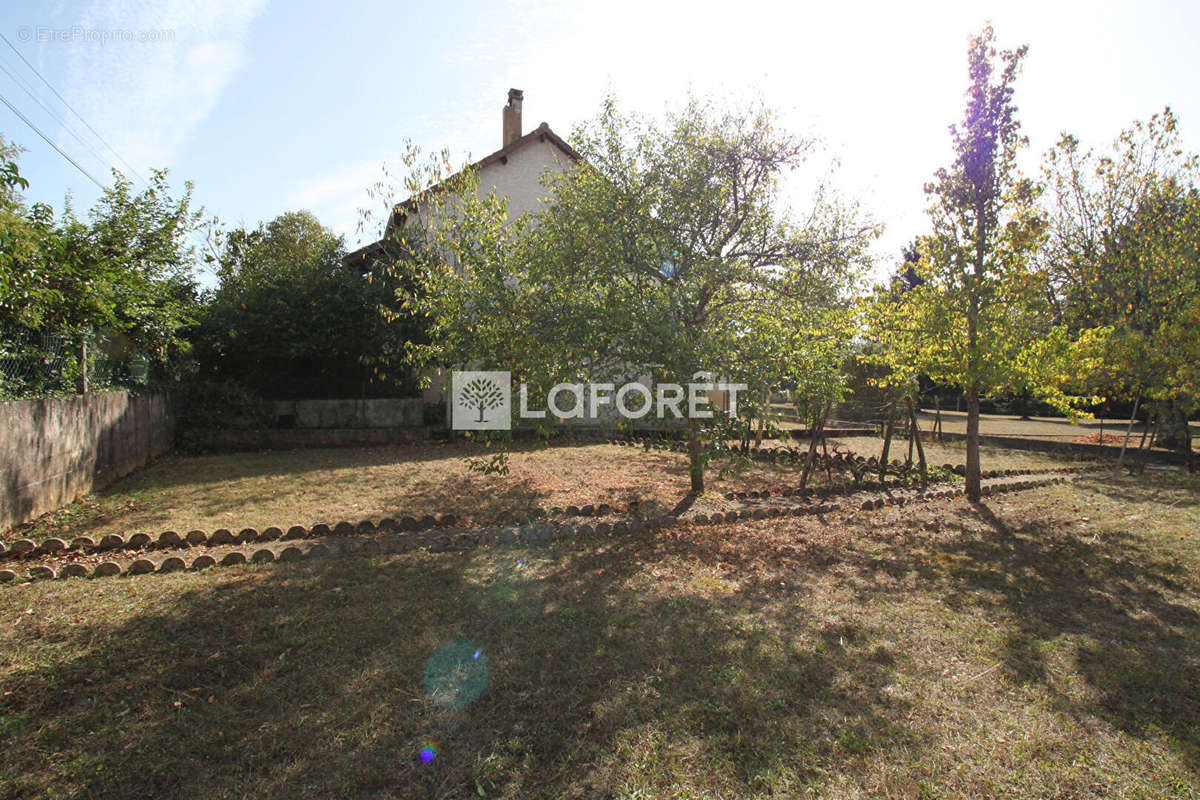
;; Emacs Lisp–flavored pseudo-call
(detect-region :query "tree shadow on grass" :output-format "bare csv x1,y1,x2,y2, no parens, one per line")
0,536,916,800
1068,471,1200,509
969,501,1200,773
9,475,1196,798
833,490,1200,776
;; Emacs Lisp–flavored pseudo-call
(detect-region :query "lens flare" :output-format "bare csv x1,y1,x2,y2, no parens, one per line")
423,639,489,710
419,742,437,763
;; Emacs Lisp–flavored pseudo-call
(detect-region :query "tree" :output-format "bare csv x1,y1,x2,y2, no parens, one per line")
192,210,415,399
894,238,925,291
411,95,876,491
72,170,201,370
0,136,44,330
1,152,202,395
1042,109,1200,462
859,260,932,484
866,26,1070,501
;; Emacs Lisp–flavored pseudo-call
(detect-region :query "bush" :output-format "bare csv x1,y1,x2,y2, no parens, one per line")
178,380,273,431
422,401,446,428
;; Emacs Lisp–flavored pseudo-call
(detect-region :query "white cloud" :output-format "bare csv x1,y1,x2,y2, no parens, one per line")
59,0,266,175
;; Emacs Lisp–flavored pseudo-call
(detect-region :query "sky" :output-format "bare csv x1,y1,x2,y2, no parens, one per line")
1,0,1197,286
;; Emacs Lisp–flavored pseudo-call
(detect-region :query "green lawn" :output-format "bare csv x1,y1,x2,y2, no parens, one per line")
1,469,1198,798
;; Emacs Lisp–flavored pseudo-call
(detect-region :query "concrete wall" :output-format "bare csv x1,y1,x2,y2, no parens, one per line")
1,391,175,532
270,398,425,429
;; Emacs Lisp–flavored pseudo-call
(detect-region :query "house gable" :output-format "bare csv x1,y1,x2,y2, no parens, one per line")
344,92,579,271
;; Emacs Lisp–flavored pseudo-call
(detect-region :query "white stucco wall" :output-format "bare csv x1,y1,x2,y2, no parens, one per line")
398,135,573,236
475,136,574,220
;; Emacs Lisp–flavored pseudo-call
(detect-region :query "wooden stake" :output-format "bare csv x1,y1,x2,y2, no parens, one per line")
800,400,830,490
906,412,915,466
1116,396,1140,470
879,402,894,482
907,397,927,484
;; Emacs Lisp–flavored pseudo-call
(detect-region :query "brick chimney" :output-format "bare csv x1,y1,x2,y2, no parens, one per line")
503,88,523,147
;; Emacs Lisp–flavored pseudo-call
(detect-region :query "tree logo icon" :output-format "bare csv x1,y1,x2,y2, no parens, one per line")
452,371,511,430
461,377,504,422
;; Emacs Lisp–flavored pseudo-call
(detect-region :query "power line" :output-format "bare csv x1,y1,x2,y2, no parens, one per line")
0,88,105,190
0,56,116,182
0,31,147,185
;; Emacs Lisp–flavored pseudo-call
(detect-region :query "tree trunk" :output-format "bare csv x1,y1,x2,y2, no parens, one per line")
821,430,834,483
800,401,830,490
965,386,981,500
753,396,766,447
1153,399,1192,455
1137,410,1156,475
686,419,704,492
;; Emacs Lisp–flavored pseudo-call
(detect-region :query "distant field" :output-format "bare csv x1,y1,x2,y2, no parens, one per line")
775,408,1198,450
913,409,1199,441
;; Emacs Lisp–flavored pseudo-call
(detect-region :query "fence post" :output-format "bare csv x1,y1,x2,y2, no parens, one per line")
76,337,88,394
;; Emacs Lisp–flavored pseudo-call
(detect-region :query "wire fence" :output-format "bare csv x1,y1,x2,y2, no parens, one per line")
0,328,150,400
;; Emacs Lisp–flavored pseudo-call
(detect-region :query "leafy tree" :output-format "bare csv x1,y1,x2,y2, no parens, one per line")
0,136,44,329
71,170,201,370
858,256,933,482
864,26,1080,500
1042,109,1200,460
0,139,27,193
894,238,925,291
409,95,876,491
193,210,415,398
1,148,201,394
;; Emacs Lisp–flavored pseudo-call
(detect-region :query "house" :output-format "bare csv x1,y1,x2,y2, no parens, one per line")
343,89,580,405
341,91,733,423
343,89,580,273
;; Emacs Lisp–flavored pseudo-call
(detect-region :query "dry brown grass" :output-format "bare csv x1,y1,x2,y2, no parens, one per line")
9,438,1093,543
0,470,1197,798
